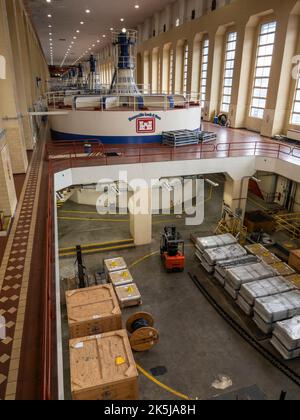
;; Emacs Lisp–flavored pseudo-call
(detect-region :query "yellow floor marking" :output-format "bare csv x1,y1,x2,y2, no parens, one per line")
59,238,133,252
58,216,128,222
136,364,191,401
59,243,135,257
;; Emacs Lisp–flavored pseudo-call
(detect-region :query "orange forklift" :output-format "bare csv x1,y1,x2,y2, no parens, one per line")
160,226,185,273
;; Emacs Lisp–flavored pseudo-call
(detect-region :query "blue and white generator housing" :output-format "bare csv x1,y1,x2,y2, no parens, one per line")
49,29,201,144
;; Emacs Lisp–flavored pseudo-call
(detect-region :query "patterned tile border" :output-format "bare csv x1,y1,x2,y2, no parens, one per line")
0,134,45,400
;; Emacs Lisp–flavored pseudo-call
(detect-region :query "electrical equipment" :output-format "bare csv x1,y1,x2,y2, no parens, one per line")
160,226,185,272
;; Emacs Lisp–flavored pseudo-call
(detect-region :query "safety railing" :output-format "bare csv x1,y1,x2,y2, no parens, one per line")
46,139,300,172
46,91,202,112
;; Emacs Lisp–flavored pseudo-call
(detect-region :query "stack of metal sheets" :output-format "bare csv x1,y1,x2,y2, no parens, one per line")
271,316,300,360
198,131,217,143
226,262,276,289
254,290,300,334
214,255,259,287
162,130,199,147
200,244,247,274
196,234,237,253
237,277,296,316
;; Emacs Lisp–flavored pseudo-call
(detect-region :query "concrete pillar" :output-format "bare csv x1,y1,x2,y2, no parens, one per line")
206,30,224,120
5,0,34,150
129,187,152,246
0,127,17,216
0,0,28,174
228,23,247,128
223,176,249,222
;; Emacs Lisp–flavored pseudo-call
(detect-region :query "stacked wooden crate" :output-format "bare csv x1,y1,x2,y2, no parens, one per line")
66,283,139,400
105,257,142,309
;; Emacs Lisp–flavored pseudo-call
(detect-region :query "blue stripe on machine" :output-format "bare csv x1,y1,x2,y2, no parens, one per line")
51,129,163,144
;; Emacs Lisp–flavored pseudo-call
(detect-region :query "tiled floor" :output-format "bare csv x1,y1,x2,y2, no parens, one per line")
0,130,45,400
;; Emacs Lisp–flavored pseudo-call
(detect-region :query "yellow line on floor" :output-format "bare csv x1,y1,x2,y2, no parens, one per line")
58,216,129,222
59,210,107,215
136,364,190,401
59,238,133,252
129,251,160,268
60,244,135,257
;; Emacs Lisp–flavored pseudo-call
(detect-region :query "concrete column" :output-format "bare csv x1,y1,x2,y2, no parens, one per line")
207,30,224,120
0,127,17,216
223,175,249,222
5,0,34,150
129,187,152,246
0,0,28,174
228,23,248,128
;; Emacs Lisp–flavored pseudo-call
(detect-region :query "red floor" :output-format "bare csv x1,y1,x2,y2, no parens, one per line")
47,123,300,171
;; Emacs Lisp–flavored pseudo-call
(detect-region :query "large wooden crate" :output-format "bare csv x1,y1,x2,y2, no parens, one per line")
289,250,300,272
70,330,139,400
66,284,122,339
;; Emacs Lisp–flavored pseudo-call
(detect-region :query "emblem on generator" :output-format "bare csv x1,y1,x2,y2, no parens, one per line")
136,117,155,133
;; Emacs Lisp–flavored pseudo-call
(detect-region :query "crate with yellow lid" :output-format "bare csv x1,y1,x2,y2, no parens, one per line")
115,284,142,309
104,257,127,274
109,269,134,288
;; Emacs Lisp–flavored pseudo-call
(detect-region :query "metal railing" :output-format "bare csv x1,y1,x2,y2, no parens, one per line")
46,139,300,172
46,91,201,112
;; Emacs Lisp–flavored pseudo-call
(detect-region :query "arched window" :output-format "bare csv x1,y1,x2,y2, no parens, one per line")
169,48,174,94
200,38,209,108
249,21,277,119
221,32,237,113
183,43,189,95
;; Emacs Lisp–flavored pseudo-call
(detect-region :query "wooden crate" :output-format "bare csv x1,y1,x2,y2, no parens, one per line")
70,330,139,400
109,269,134,287
115,283,142,309
104,257,127,273
245,243,268,256
287,274,300,289
244,211,275,234
271,262,296,277
259,251,281,265
66,284,122,339
289,250,300,272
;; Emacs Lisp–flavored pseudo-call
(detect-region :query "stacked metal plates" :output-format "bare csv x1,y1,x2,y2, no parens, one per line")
254,290,300,334
271,316,300,360
237,277,296,316
196,234,237,253
162,130,199,147
200,244,247,274
198,131,217,143
214,255,259,287
226,263,277,291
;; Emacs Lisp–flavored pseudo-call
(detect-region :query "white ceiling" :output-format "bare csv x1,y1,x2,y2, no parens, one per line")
25,0,175,67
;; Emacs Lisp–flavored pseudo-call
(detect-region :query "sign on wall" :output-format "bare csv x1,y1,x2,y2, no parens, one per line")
129,112,161,134
136,117,156,133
